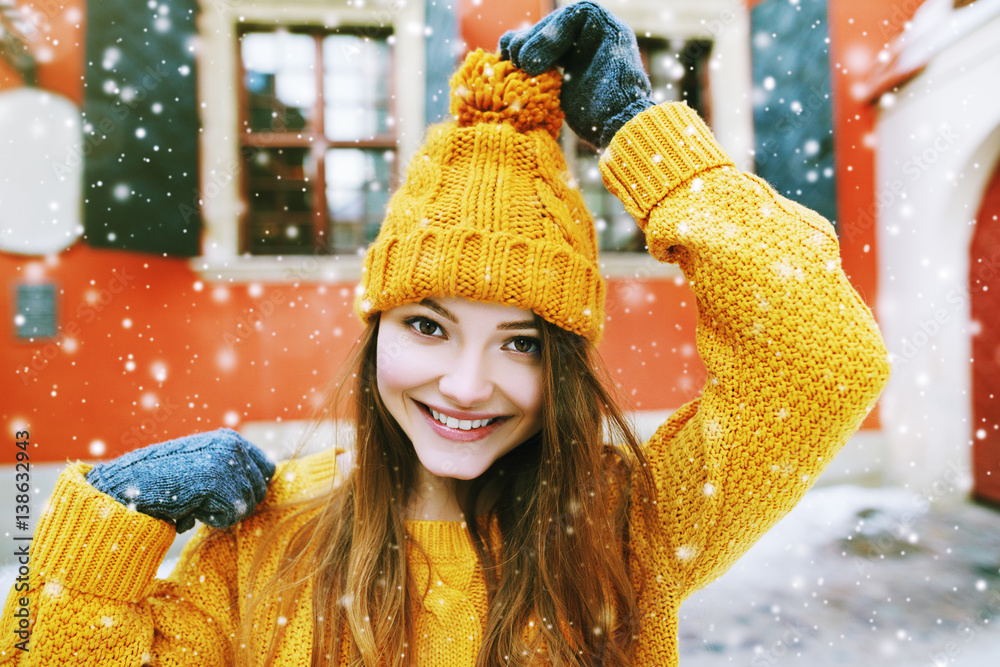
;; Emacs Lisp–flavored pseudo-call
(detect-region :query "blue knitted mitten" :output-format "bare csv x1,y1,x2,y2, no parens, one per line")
86,428,275,533
499,0,654,148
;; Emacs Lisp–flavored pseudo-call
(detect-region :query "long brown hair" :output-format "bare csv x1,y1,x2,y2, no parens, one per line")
236,311,655,666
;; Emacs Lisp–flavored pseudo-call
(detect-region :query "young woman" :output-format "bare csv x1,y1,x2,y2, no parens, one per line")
0,3,889,665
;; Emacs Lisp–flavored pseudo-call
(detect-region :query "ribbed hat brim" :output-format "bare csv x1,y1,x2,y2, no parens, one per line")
359,226,605,340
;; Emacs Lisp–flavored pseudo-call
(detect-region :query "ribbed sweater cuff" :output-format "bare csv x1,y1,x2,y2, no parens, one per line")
33,462,175,602
599,102,733,230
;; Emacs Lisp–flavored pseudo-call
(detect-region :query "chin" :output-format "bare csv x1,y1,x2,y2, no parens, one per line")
418,453,491,481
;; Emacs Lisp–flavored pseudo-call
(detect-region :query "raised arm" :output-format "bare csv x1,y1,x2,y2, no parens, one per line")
500,0,889,594
600,102,890,594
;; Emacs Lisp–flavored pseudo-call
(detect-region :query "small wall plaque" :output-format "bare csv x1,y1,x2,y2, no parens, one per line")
15,283,57,340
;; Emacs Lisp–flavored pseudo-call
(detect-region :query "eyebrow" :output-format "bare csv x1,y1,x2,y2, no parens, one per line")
418,299,538,332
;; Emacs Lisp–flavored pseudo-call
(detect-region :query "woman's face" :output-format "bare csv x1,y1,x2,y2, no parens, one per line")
376,296,544,480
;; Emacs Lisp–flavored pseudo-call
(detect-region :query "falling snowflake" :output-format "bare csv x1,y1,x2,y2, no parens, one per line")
675,545,698,561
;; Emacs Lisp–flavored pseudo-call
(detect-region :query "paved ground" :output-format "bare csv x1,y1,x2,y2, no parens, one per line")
676,486,1000,666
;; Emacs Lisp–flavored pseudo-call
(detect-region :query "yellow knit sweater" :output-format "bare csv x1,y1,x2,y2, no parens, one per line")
0,103,889,666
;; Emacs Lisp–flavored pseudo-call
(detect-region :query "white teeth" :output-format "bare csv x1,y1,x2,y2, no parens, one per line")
429,407,495,430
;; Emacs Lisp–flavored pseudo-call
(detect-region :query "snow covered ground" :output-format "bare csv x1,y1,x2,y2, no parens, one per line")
676,486,1000,666
3,484,998,665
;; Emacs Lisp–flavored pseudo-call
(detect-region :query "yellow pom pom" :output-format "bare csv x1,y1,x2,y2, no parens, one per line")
449,49,564,138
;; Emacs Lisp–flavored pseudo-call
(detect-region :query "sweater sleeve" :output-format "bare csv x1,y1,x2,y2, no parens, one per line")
0,462,239,666
599,102,890,597
0,448,344,665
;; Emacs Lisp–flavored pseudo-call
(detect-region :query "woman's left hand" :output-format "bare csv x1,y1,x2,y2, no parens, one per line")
498,0,654,148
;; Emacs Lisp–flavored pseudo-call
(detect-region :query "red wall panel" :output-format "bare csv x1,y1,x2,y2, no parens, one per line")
970,158,1000,505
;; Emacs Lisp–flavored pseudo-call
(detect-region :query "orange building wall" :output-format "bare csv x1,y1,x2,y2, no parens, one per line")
5,247,364,460
3,248,700,461
3,0,898,462
0,0,85,103
970,159,1000,505
459,0,552,51
827,0,927,429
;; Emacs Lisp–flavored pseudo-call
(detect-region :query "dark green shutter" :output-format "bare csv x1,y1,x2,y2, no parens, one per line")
424,0,459,125
751,0,838,231
82,0,202,256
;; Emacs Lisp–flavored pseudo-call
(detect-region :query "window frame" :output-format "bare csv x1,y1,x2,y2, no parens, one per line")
192,0,752,284
192,0,424,283
559,0,754,278
568,0,754,172
235,25,398,256
571,33,715,256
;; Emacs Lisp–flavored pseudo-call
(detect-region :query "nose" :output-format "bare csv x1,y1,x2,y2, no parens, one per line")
438,347,494,408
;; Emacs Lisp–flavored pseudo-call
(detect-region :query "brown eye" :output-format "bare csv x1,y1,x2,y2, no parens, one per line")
505,336,540,355
405,316,443,337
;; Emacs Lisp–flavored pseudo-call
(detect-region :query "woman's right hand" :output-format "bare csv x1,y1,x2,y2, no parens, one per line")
86,428,275,533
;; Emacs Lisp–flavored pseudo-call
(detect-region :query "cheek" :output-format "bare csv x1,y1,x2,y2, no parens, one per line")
498,363,544,421
375,327,437,399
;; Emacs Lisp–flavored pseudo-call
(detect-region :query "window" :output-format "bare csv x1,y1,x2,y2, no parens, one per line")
193,0,426,281
195,0,747,281
238,28,396,256
572,37,713,253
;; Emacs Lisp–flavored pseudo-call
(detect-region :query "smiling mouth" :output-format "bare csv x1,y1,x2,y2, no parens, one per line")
417,402,505,431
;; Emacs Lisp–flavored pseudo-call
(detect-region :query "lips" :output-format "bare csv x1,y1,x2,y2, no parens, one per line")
414,400,509,442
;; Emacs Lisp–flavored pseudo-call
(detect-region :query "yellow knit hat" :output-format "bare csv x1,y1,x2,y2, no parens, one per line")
356,49,605,342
